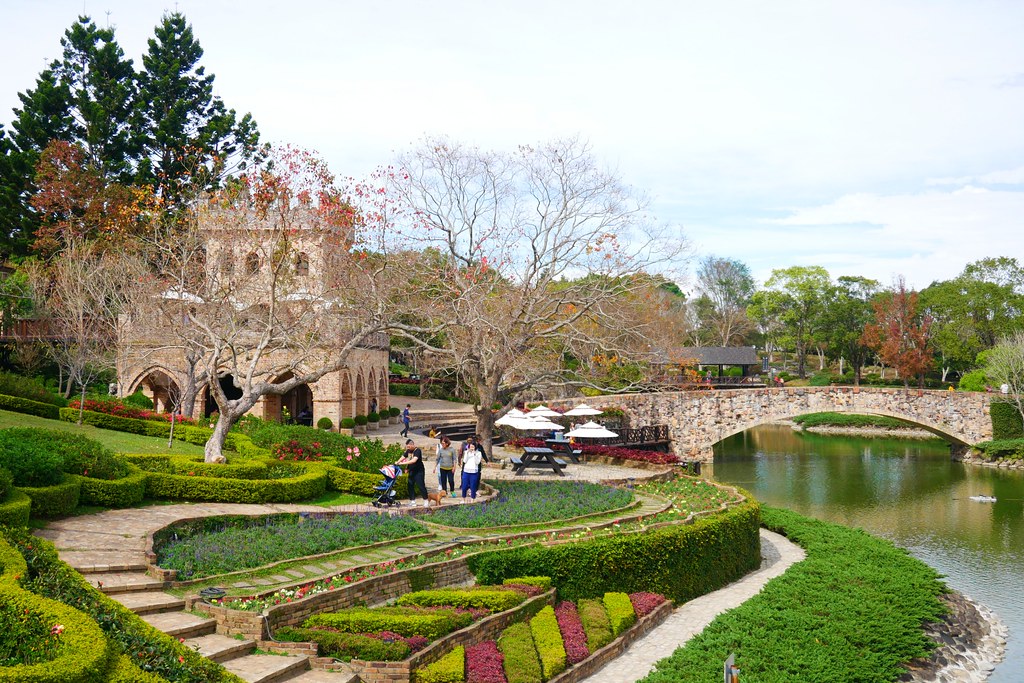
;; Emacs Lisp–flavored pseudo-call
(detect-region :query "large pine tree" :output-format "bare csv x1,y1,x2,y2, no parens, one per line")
136,12,263,211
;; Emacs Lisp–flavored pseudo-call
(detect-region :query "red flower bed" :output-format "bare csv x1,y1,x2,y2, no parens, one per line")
628,592,667,617
466,640,507,683
69,398,196,424
272,439,325,461
554,600,590,665
498,583,545,597
507,438,678,465
366,630,429,653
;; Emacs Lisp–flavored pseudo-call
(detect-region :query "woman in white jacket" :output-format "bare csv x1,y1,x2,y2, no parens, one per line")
460,442,483,502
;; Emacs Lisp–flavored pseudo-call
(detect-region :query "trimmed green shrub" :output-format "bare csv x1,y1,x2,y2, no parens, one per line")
275,626,410,661
991,401,1024,440
958,370,987,393
0,372,67,407
504,577,552,590
51,432,127,480
354,414,368,426
413,645,464,683
141,463,327,504
469,499,761,603
71,464,148,508
602,592,636,636
317,417,333,430
973,438,1024,460
577,599,612,652
389,406,401,418
122,391,155,410
0,467,11,501
2,527,241,682
0,394,61,420
809,372,833,386
791,412,910,430
106,654,168,683
340,418,356,429
396,587,526,612
529,605,567,679
0,490,31,527
324,465,395,496
498,622,541,683
304,607,473,640
16,475,81,517
367,411,380,423
0,429,66,487
390,383,420,397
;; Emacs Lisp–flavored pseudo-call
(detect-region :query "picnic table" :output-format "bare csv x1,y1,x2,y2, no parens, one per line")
509,446,567,476
545,439,583,463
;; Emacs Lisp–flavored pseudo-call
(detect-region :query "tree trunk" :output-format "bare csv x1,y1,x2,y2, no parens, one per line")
167,411,177,449
77,383,87,425
839,357,845,375
204,414,234,462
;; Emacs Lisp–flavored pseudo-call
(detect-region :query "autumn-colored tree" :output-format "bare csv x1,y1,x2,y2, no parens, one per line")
861,277,933,389
30,140,157,255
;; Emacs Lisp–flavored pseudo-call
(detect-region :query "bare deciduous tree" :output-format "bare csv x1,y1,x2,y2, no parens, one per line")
693,256,755,346
386,137,686,452
984,331,1024,425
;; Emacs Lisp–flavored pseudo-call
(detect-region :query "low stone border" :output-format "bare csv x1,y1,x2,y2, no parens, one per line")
955,453,1024,470
549,598,675,683
900,592,1007,682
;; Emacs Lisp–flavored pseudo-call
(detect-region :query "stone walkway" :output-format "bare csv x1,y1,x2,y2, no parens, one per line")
580,529,805,683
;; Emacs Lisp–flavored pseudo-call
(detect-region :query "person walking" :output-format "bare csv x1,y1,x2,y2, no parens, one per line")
396,439,428,507
460,442,483,503
401,404,411,437
435,436,457,497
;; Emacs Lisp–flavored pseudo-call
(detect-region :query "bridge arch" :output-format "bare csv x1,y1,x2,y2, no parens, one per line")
571,387,992,463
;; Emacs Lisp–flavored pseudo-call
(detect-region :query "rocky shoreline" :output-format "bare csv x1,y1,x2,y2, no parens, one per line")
780,420,938,440
900,592,1007,682
954,452,1024,470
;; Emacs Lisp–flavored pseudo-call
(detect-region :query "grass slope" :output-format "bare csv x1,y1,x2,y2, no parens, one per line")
640,506,947,683
0,408,206,456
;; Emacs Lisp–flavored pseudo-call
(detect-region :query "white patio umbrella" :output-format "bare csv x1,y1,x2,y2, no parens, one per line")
526,405,562,417
563,403,604,417
509,415,564,431
564,421,618,438
495,408,527,427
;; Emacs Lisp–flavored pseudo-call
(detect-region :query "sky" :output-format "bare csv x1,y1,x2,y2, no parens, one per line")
3,0,1024,291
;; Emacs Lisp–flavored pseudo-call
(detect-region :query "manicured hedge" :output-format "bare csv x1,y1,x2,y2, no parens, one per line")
16,475,81,517
973,438,1024,460
470,499,761,603
791,412,911,430
639,507,948,683
0,468,10,501
0,374,66,406
602,592,636,637
0,490,31,528
71,464,148,508
141,463,326,504
58,409,250,453
106,655,168,683
323,465,392,496
275,626,410,661
991,401,1024,440
304,607,473,640
390,383,420,397
497,622,541,683
504,577,551,590
413,645,464,683
0,394,60,420
396,588,527,612
577,598,612,652
529,605,567,680
2,526,241,682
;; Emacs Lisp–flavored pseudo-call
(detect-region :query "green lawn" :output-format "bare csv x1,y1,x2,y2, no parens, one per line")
0,409,207,456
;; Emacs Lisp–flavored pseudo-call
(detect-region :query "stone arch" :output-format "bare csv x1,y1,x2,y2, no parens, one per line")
354,372,366,417
203,374,244,417
125,367,181,413
262,371,314,424
378,371,389,413
339,372,353,420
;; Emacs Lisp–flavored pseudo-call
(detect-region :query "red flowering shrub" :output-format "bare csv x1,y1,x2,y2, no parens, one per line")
499,583,545,598
272,439,325,461
466,640,507,683
366,630,429,653
554,601,590,665
628,592,667,617
68,398,196,424
507,438,678,465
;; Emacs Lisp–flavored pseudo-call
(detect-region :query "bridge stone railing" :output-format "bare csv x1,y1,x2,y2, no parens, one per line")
570,387,993,464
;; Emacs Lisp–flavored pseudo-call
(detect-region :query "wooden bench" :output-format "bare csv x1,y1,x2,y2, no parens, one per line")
546,439,583,463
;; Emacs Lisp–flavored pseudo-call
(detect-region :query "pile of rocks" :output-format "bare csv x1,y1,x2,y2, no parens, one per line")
900,592,1007,682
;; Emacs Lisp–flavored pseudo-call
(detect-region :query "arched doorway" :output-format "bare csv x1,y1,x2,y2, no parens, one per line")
131,369,180,413
378,371,389,413
275,372,313,425
204,374,243,417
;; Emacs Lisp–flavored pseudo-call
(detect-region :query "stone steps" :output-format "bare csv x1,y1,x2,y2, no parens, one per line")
110,590,185,615
59,550,148,574
86,570,165,594
285,669,358,683
184,633,258,663
140,611,217,639
222,652,310,683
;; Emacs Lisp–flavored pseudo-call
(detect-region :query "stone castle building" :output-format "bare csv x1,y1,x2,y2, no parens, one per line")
116,201,390,428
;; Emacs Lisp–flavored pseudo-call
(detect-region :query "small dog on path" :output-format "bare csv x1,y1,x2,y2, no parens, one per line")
426,491,446,507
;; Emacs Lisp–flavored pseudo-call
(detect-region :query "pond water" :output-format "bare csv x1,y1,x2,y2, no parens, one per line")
710,424,1024,681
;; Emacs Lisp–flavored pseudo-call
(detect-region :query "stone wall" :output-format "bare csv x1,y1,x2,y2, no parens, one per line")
570,387,992,463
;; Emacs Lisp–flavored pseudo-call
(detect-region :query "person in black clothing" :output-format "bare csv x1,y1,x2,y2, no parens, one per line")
396,439,428,507
297,406,313,427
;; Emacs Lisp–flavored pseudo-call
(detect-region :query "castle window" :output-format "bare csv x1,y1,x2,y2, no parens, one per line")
245,251,261,275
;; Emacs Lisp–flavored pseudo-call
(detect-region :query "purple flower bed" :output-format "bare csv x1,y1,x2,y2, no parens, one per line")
554,600,590,665
499,583,545,598
367,630,429,652
628,592,667,618
466,640,507,683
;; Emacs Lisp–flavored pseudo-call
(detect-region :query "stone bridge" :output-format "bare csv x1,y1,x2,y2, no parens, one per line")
576,387,993,463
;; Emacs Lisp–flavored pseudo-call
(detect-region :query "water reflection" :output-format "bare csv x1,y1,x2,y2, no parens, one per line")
712,424,1024,681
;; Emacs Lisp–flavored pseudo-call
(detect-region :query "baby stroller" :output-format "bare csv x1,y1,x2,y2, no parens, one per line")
372,464,402,508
